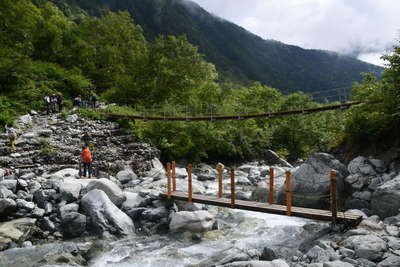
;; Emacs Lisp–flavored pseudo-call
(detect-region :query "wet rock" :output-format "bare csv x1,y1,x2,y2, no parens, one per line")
59,180,81,202
378,255,400,267
0,180,17,192
40,217,56,232
0,199,17,217
277,153,348,209
31,207,45,218
169,210,214,233
223,260,290,267
0,186,13,198
86,178,125,207
81,189,134,236
343,234,387,261
306,245,330,263
59,203,79,219
16,199,35,211
61,212,86,238
323,261,354,267
260,247,278,261
121,192,146,211
371,174,400,218
0,218,36,243
116,170,137,184
348,156,375,176
65,114,78,123
51,168,79,179
142,207,169,222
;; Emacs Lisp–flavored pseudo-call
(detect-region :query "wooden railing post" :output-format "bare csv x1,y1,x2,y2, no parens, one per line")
172,161,177,192
166,162,172,200
330,170,338,225
230,168,235,208
187,164,193,203
217,163,224,198
285,171,292,216
268,167,275,204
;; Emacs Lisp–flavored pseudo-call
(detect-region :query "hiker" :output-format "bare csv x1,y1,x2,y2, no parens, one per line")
81,145,92,178
81,132,91,147
44,95,51,115
51,94,58,113
73,95,82,109
57,93,64,112
6,125,18,153
90,93,98,109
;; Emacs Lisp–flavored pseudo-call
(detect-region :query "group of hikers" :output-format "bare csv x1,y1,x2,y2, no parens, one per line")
72,93,98,110
44,93,64,115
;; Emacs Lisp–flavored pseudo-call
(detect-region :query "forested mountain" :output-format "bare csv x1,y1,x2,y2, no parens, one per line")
61,0,383,94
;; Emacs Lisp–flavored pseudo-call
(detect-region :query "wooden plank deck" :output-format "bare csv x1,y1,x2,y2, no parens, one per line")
159,191,362,226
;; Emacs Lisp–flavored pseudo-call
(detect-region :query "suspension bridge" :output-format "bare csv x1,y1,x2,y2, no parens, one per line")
159,162,363,226
102,87,380,122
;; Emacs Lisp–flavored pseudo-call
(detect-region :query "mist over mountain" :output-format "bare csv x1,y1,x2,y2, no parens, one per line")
61,0,383,94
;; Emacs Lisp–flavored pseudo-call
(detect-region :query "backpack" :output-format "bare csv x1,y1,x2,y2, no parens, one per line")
81,148,92,163
8,128,17,139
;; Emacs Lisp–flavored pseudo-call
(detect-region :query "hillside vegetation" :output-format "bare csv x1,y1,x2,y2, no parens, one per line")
0,0,398,163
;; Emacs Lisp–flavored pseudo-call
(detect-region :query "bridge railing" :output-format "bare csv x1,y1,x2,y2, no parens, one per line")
165,162,338,225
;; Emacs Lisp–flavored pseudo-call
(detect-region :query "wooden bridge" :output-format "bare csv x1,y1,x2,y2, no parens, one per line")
159,162,363,226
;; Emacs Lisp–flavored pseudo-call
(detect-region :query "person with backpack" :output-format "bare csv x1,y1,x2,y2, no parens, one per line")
81,145,93,178
6,125,18,153
56,93,64,112
73,95,82,109
51,94,58,113
90,93,98,109
44,95,51,115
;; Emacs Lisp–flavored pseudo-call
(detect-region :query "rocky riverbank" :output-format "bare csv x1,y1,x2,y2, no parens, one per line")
1,112,400,266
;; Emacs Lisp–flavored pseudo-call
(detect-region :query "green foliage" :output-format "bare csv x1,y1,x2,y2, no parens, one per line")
76,108,105,120
38,138,56,157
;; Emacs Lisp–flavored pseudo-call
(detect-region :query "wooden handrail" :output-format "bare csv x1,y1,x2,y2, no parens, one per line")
268,167,275,204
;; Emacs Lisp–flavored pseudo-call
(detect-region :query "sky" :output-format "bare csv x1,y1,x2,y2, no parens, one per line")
190,0,400,66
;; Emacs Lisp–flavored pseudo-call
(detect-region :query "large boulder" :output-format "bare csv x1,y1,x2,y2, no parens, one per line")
169,210,214,233
59,180,82,202
121,192,147,211
61,212,86,238
0,199,16,218
371,174,400,218
343,234,387,261
116,170,137,184
277,153,348,209
86,178,125,207
81,189,134,236
223,260,289,267
0,218,36,245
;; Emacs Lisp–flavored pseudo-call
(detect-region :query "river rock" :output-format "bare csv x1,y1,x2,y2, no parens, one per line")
51,168,79,179
0,186,13,198
61,212,86,238
348,156,375,176
0,218,36,243
323,261,354,267
0,180,17,192
121,192,146,211
0,199,16,217
371,174,400,218
378,255,400,267
116,170,137,184
81,189,134,236
86,178,125,207
277,153,348,209
142,207,169,222
264,150,293,168
195,164,217,181
59,180,81,202
223,259,289,267
343,234,387,261
169,210,214,232
16,114,32,126
65,114,78,123
306,245,331,262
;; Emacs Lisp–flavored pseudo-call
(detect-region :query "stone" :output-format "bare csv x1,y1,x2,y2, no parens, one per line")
51,168,79,179
276,153,348,209
378,255,400,267
65,114,78,123
0,218,36,242
371,174,400,218
31,207,45,218
0,199,16,217
16,199,35,211
169,210,215,233
81,189,134,236
28,181,41,194
121,192,146,211
59,203,79,220
385,225,400,237
264,150,293,168
260,247,278,261
0,186,13,198
17,114,32,126
0,180,17,192
348,156,375,176
223,259,290,267
306,245,330,263
339,247,355,258
116,170,137,184
141,207,169,222
343,234,387,261
353,191,372,201
86,178,126,207
59,181,82,202
195,164,217,181
61,212,86,238
40,217,56,232
323,261,354,267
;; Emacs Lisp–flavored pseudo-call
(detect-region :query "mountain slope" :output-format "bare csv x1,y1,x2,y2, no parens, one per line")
64,0,383,94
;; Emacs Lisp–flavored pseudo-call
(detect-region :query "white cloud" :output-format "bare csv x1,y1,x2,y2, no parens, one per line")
190,0,400,66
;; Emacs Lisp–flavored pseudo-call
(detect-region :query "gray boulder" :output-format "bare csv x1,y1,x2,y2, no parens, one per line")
81,189,134,236
348,156,376,176
59,181,81,202
371,174,400,218
0,180,17,192
264,150,293,168
0,186,13,198
121,192,146,211
223,259,289,267
378,255,400,267
343,234,387,261
86,178,125,207
323,261,354,267
61,212,86,238
277,153,348,209
116,170,137,184
16,114,32,126
169,210,214,232
0,199,16,217
0,218,36,244
65,114,78,123
142,207,169,222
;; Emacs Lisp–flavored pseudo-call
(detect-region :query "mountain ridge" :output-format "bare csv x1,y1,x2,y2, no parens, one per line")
61,0,383,94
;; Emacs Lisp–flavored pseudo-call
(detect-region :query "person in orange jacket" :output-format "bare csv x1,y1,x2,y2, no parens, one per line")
81,145,93,178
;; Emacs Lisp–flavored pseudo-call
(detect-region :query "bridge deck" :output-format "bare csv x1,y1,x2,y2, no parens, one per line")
160,191,362,226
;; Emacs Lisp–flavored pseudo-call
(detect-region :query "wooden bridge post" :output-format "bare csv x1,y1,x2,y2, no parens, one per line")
166,162,172,200
230,168,235,208
285,171,292,216
330,170,338,225
268,167,275,204
172,161,177,192
217,163,224,198
187,164,193,203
